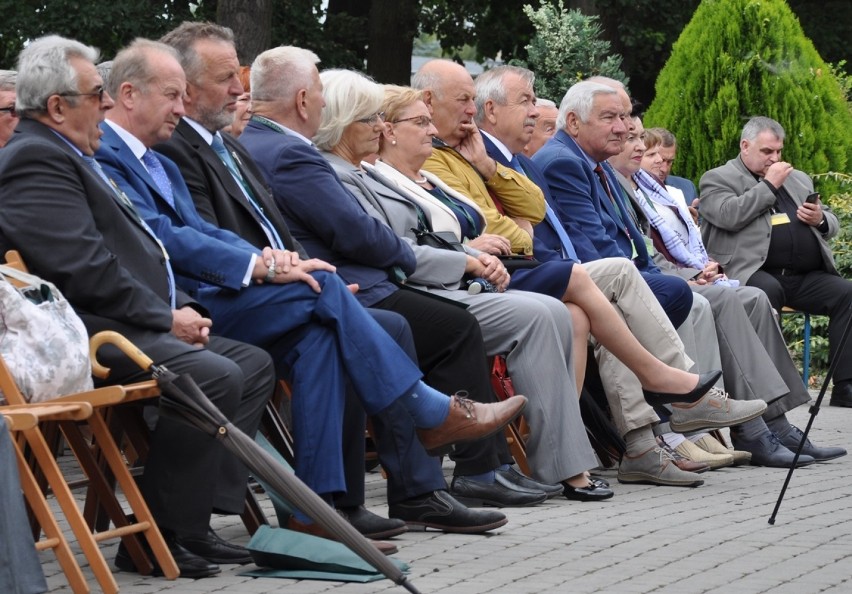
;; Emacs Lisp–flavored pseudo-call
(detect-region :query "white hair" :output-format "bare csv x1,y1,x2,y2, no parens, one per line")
556,81,617,130
251,46,320,103
16,35,100,116
314,69,384,151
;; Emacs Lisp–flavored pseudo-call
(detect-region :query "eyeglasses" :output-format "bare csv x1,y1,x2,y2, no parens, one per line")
0,106,16,117
392,115,433,128
357,111,385,124
59,86,106,102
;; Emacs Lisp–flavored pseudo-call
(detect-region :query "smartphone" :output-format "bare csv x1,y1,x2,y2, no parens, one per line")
805,192,820,204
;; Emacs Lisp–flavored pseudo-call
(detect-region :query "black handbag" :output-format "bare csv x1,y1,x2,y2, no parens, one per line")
412,229,465,253
498,255,541,272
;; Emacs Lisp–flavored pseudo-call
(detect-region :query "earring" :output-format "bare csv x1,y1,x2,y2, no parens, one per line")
391,140,397,145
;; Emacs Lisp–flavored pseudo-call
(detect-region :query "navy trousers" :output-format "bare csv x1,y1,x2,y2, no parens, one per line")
200,270,424,495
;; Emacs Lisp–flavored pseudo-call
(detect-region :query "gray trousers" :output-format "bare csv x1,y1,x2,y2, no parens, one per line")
431,287,598,484
683,284,810,420
0,417,47,594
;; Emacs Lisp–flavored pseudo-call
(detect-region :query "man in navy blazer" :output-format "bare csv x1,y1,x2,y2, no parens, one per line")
474,65,719,487
152,25,515,534
96,37,521,542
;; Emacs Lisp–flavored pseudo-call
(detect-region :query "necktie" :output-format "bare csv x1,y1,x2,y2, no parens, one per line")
210,134,284,250
509,154,579,262
83,155,176,308
141,150,175,208
594,163,637,258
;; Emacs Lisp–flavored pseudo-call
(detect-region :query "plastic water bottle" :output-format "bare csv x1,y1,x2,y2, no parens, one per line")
466,278,497,294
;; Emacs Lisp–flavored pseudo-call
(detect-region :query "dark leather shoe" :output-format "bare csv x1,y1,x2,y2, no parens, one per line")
643,370,722,407
830,381,852,408
284,516,398,555
115,532,220,578
337,505,407,539
731,430,815,468
417,393,527,456
778,425,847,461
495,466,563,499
177,528,252,565
389,490,508,533
561,481,614,502
449,475,547,507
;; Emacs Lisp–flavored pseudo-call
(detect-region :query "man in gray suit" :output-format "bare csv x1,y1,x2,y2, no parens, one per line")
611,114,846,466
700,116,852,408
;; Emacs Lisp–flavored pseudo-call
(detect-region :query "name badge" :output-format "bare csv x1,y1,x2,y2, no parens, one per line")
771,212,791,226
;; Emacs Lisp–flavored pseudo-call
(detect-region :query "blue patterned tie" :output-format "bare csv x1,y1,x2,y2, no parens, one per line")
84,155,177,308
210,134,284,250
141,150,175,209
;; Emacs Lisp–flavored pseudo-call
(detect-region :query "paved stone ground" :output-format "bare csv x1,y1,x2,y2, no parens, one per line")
36,398,852,594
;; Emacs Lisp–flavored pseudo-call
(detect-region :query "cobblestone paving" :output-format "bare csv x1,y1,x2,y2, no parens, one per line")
37,398,852,593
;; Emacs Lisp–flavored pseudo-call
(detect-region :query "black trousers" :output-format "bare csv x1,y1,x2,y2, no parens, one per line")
748,269,852,383
109,335,274,538
374,288,512,475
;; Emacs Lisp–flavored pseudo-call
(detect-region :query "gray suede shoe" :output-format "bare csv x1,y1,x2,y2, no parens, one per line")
669,388,767,433
617,446,704,487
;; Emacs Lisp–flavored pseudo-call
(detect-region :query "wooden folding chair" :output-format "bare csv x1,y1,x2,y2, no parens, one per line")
2,403,93,594
2,250,178,589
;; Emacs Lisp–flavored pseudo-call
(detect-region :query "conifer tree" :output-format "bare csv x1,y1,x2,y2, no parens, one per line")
644,0,851,188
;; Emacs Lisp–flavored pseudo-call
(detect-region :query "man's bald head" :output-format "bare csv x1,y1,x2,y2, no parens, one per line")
412,59,476,146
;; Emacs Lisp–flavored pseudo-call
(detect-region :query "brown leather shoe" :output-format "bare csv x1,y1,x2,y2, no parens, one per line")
416,393,527,456
285,516,398,555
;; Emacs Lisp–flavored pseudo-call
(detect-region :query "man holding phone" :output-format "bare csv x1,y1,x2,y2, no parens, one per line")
699,116,852,407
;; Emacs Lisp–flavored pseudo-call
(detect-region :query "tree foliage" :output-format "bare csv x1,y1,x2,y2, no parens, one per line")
0,0,212,67
519,0,626,102
644,0,852,192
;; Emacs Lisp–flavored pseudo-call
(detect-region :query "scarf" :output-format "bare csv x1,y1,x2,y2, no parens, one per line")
633,169,738,287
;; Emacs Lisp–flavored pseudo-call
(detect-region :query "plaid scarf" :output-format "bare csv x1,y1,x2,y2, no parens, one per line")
633,169,707,270
631,171,739,288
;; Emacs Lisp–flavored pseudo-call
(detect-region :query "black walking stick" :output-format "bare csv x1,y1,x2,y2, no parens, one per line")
769,303,852,524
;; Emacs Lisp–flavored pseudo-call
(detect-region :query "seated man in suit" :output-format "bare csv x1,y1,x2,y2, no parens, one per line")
611,115,845,466
93,35,523,541
0,34,275,578
700,116,852,408
150,23,525,531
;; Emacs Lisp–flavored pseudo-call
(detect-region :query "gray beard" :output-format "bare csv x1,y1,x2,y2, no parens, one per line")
196,105,233,132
